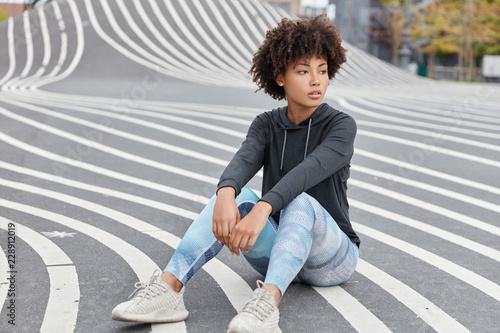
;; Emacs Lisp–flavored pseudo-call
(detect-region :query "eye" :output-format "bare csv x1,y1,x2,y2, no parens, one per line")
298,70,307,74
320,70,328,75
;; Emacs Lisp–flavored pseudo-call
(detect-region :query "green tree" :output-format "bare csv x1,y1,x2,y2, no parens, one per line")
410,1,462,77
411,0,500,80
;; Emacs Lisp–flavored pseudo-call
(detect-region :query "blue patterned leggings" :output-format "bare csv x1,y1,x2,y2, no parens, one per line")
164,187,359,295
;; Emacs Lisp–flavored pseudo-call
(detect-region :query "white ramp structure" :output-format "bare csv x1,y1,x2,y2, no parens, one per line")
0,1,499,332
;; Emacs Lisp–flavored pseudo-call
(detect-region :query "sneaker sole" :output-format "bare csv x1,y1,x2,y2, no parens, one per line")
112,308,189,323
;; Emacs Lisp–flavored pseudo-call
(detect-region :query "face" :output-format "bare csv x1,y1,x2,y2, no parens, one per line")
276,55,329,119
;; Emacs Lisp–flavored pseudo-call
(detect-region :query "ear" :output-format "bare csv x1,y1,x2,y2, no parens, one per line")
276,74,284,87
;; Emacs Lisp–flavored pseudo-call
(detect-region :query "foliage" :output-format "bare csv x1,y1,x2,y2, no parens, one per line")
411,0,500,56
0,8,10,23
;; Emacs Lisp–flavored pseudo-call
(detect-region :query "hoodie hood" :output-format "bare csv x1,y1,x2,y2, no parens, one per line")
274,103,335,130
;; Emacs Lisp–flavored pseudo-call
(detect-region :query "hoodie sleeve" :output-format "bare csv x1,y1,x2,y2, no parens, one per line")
217,114,268,196
260,114,357,215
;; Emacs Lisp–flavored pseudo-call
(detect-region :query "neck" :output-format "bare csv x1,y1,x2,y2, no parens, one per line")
287,105,317,125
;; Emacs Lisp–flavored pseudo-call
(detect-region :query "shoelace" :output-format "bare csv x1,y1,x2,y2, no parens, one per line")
128,270,166,301
242,281,275,321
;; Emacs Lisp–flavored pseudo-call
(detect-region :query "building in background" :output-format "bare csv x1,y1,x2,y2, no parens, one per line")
266,0,302,16
264,0,392,63
327,0,392,63
0,0,25,20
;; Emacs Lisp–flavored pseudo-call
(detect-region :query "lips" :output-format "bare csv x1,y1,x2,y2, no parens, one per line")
308,90,322,98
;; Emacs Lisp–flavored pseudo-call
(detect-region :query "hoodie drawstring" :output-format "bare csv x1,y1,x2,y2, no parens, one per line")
280,130,287,174
304,118,312,159
280,118,313,176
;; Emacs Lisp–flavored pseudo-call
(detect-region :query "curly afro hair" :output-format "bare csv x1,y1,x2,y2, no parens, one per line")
249,14,347,100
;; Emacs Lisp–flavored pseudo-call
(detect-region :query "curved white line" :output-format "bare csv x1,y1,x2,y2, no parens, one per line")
19,11,34,79
350,199,500,262
0,160,199,220
367,96,500,125
352,164,500,214
0,179,254,326
353,96,500,131
312,285,391,333
354,222,500,302
0,105,220,184
356,259,470,332
355,148,500,196
0,131,209,205
349,178,500,236
357,120,500,153
336,97,500,139
129,0,235,81
0,18,15,87
0,218,79,333
31,0,84,89
358,129,500,168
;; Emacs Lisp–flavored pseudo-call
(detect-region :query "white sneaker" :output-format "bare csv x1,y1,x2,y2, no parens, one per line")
111,270,189,323
227,281,282,333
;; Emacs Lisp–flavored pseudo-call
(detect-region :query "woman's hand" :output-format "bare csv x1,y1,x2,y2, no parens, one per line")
228,201,272,256
212,187,239,246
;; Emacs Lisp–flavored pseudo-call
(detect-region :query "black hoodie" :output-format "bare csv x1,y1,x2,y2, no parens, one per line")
217,103,360,246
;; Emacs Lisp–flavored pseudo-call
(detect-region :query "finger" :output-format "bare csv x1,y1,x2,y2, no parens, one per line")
223,222,231,247
212,222,220,243
245,235,258,253
239,236,250,254
230,231,241,256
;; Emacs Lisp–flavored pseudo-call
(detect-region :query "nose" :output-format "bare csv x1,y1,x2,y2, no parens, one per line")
310,73,320,86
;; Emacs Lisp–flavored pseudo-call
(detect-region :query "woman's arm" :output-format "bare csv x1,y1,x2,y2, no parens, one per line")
213,115,268,247
217,115,267,195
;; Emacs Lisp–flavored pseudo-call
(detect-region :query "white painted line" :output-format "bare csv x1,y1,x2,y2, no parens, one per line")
161,0,248,74
0,199,183,332
0,105,219,184
0,182,252,332
0,125,210,205
0,161,200,220
337,97,500,140
312,285,391,333
367,96,500,125
130,0,234,81
19,11,34,79
356,259,470,332
357,129,500,168
205,0,256,54
31,0,84,89
354,222,500,302
0,18,15,87
354,148,500,195
41,266,80,333
355,148,500,196
350,199,500,262
0,218,79,333
357,120,500,153
39,7,51,67
4,93,244,149
189,0,252,69
349,178,500,237
354,96,500,131
352,165,500,214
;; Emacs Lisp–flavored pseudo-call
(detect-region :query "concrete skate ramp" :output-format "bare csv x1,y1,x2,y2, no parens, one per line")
0,1,499,333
